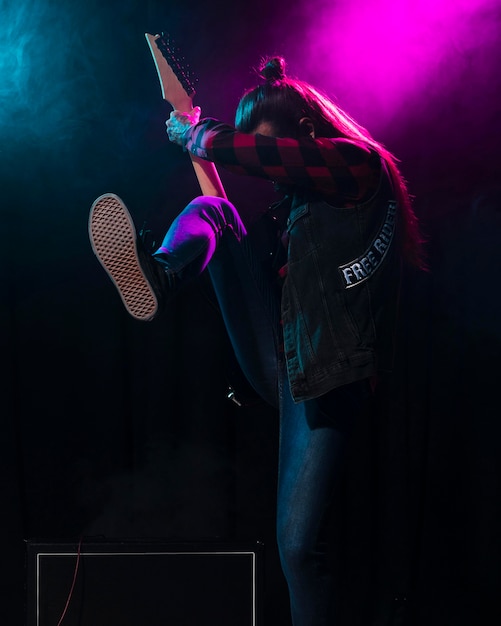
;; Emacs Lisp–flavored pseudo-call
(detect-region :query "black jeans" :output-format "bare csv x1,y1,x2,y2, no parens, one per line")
155,196,372,625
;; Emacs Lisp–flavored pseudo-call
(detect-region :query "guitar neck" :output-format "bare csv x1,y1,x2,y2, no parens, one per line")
145,33,227,199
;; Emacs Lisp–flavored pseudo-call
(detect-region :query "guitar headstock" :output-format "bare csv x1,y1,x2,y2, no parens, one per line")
145,32,198,112
144,32,227,199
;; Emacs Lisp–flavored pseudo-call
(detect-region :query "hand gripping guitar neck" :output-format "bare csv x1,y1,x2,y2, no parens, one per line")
145,32,227,199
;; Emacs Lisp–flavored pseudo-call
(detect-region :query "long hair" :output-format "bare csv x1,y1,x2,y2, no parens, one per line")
235,56,427,270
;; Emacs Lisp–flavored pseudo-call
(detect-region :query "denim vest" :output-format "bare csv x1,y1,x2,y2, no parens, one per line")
281,160,402,402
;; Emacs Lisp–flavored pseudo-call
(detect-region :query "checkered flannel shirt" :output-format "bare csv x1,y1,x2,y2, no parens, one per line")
181,118,382,206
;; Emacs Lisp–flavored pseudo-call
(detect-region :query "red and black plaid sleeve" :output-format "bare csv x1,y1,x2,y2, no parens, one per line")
182,118,381,204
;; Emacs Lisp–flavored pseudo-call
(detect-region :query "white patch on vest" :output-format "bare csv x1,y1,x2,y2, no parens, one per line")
339,201,397,289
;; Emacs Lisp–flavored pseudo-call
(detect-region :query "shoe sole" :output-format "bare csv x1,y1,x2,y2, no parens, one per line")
88,193,159,321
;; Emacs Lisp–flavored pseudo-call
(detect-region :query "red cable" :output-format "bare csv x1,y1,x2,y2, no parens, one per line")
56,536,83,626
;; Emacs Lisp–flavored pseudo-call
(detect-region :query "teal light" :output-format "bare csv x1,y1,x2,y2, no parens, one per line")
0,0,105,147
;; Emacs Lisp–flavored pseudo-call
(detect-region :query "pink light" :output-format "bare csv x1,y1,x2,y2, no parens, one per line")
285,0,499,130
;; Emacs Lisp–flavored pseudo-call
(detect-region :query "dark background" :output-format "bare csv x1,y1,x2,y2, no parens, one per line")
1,0,500,624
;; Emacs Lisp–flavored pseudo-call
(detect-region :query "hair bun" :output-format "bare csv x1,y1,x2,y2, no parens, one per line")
259,56,286,84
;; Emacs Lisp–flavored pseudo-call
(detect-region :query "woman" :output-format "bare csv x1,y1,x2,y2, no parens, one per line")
89,56,425,625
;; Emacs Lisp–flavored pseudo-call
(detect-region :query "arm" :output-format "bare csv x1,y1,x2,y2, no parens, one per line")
167,114,381,203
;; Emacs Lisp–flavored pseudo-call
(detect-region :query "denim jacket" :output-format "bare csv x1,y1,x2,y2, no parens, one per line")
281,160,402,402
